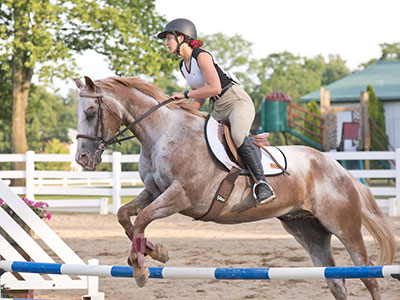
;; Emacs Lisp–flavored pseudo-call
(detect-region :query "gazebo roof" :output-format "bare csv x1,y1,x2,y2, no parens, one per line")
299,60,400,103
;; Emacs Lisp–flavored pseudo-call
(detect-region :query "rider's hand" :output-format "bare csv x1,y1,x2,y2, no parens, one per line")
172,92,185,100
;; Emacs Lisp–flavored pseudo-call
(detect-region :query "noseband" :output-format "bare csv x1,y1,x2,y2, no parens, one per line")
76,91,175,150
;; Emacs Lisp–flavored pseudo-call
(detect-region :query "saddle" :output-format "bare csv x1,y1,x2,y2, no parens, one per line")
217,120,271,169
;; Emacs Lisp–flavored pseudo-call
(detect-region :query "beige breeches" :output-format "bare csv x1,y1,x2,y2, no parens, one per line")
211,84,255,147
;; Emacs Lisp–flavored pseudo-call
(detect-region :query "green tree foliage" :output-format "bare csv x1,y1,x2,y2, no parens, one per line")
153,71,183,96
367,84,388,150
251,52,350,111
27,86,77,151
0,59,12,155
0,85,77,158
202,33,254,88
304,100,322,144
379,42,400,60
250,52,322,110
36,139,70,170
0,0,174,157
360,42,400,68
322,55,350,86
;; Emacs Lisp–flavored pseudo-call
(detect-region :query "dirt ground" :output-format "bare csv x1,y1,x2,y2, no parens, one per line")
33,213,400,300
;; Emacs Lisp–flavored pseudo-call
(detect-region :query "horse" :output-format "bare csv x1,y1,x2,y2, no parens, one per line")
74,76,396,300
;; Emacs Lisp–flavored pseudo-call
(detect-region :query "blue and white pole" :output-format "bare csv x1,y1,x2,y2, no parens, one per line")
0,261,399,281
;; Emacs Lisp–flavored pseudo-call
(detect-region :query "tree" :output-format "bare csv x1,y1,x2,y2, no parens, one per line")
250,52,325,110
304,100,321,144
26,86,77,152
36,139,70,171
360,42,400,68
322,55,350,86
250,52,350,110
367,84,387,151
0,58,12,155
379,42,400,60
202,33,254,88
0,0,174,160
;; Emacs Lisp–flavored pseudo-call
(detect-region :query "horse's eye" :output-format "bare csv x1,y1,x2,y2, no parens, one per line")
85,109,96,121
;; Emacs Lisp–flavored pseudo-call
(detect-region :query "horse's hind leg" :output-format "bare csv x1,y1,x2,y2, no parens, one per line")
278,212,347,300
331,221,381,300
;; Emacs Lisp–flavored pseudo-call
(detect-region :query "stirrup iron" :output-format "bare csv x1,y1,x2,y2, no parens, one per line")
253,180,276,205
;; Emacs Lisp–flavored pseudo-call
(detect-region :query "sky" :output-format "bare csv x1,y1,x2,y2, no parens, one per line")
51,0,400,96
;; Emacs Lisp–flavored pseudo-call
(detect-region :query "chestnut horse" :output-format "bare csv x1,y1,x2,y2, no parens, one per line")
74,76,396,300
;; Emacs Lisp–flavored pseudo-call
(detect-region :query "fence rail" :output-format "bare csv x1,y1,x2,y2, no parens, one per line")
0,150,399,215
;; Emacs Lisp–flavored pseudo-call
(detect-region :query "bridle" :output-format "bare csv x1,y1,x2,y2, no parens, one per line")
76,90,175,151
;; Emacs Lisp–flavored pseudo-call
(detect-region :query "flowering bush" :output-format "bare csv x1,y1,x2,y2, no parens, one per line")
1,284,12,298
0,197,51,221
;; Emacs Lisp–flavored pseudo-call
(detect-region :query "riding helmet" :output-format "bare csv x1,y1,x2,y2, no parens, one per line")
157,18,197,39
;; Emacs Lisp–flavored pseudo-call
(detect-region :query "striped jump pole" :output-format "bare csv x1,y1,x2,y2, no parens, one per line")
1,261,399,281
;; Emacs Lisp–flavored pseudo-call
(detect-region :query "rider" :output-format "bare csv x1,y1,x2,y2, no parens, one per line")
157,18,275,205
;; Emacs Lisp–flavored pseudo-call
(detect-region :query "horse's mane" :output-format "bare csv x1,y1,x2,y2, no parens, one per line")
95,76,206,119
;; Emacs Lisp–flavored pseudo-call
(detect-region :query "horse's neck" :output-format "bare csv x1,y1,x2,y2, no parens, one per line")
118,92,181,149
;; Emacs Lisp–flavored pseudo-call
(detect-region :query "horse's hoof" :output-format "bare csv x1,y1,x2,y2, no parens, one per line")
148,244,169,263
134,266,150,288
127,257,133,266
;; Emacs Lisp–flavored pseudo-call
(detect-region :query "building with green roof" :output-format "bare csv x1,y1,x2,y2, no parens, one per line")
299,60,400,149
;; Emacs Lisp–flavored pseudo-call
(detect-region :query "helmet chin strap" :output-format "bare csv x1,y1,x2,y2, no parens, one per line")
172,31,183,60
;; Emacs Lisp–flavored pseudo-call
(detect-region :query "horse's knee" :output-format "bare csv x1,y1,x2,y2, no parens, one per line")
117,203,133,226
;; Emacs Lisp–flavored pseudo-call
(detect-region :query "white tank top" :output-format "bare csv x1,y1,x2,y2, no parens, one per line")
180,54,206,89
180,48,232,90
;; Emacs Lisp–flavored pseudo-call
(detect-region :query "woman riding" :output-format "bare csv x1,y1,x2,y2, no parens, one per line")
157,18,275,205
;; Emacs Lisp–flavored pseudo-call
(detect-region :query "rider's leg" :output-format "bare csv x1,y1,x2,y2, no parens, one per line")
237,136,276,204
226,86,275,205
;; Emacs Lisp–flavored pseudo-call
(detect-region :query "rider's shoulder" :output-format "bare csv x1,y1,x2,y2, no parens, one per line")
193,48,211,60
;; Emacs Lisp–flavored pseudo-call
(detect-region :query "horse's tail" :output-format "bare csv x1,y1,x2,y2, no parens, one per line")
355,179,396,265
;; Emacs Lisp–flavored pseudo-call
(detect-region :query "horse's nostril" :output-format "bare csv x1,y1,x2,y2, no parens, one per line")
79,154,88,165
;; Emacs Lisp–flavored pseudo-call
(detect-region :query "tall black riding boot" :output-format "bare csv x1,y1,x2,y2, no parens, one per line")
237,136,276,204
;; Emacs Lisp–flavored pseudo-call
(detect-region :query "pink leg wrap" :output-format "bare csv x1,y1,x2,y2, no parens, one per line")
126,224,155,251
131,233,146,267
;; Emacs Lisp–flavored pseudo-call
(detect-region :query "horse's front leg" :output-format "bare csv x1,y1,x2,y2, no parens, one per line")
117,189,168,264
129,180,191,287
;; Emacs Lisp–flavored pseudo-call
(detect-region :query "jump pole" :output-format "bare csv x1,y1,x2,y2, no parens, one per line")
1,261,399,281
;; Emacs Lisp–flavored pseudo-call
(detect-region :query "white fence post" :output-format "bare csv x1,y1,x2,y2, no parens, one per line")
82,259,105,300
112,152,121,214
396,148,400,216
25,151,35,201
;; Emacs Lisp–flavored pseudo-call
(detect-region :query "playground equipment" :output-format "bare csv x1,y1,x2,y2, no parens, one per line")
1,260,399,281
261,90,324,150
260,88,377,152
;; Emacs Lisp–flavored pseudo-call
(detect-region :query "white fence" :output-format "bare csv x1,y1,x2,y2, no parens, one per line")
0,151,144,214
0,150,399,215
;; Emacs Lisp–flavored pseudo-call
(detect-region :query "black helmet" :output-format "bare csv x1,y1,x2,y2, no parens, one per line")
157,18,197,39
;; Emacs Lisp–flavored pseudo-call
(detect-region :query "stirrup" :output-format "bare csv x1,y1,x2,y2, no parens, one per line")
253,180,276,205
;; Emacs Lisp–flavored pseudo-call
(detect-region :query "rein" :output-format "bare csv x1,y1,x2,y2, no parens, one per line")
76,91,175,150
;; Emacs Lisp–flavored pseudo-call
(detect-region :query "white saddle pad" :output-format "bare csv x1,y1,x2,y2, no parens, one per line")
205,116,287,176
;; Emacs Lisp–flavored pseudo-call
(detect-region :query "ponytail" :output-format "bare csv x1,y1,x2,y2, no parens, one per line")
189,39,204,49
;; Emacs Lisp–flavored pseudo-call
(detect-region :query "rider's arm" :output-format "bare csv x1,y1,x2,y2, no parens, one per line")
191,98,206,110
172,52,221,101
188,52,221,99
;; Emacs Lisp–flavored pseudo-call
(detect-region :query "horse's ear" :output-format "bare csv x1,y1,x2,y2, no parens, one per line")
84,76,96,91
74,78,84,89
